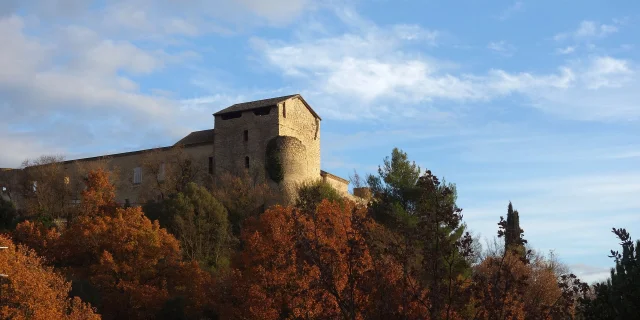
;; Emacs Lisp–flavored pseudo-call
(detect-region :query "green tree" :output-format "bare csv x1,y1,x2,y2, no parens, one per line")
0,196,18,231
166,182,234,271
501,202,526,258
295,179,344,213
365,148,474,319
578,228,640,319
367,148,421,228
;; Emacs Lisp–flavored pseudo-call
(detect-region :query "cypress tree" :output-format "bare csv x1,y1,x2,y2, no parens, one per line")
503,202,525,257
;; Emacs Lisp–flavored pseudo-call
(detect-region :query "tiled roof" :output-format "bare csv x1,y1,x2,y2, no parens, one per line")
213,94,321,120
174,129,215,146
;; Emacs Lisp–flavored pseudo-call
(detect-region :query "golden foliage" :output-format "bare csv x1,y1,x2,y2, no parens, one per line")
0,235,99,320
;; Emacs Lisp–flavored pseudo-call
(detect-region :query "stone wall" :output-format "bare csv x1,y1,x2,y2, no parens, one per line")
321,172,350,196
213,107,279,182
61,143,214,206
277,96,321,186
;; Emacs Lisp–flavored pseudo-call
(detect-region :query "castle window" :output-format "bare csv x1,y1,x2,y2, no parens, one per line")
133,167,142,184
208,157,213,174
221,112,242,120
283,103,286,118
253,106,271,116
245,156,250,169
243,130,248,142
64,176,70,185
158,163,165,181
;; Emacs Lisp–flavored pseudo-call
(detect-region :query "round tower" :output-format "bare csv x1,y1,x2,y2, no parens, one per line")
265,135,309,203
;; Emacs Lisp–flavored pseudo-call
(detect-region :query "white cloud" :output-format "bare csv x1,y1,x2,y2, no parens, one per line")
582,56,633,89
554,20,619,41
556,46,576,55
487,40,516,56
570,264,611,284
256,10,640,123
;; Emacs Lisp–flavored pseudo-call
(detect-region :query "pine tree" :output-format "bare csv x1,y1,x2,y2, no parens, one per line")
578,228,640,319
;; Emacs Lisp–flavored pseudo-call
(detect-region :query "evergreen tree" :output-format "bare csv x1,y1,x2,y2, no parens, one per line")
166,183,234,272
501,202,526,258
578,228,640,319
365,148,474,318
366,147,422,228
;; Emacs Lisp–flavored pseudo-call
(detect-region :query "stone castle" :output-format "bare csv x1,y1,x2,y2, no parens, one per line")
0,94,357,207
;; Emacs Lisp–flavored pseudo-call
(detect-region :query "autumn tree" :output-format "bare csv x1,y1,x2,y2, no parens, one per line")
212,170,274,236
77,168,118,219
138,146,207,203
165,182,234,272
12,169,216,319
472,213,586,320
15,156,73,221
0,235,100,320
295,179,344,213
220,200,431,319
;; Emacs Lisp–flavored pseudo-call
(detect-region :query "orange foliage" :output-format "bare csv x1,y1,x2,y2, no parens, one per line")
0,235,100,320
55,206,214,319
78,168,118,218
11,220,60,263
472,252,563,320
13,169,215,319
220,200,430,319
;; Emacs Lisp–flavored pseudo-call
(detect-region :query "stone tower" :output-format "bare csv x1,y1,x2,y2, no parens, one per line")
212,94,322,203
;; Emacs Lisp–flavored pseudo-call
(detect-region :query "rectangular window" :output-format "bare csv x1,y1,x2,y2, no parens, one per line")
208,157,213,175
283,103,286,118
133,167,142,184
245,156,250,169
158,163,165,181
64,176,70,185
243,130,248,142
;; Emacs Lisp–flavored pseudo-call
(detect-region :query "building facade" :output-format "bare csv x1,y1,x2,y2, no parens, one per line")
0,94,351,208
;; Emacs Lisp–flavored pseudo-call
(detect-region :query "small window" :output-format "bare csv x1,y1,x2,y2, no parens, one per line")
243,130,248,142
64,176,70,185
1,186,6,192
133,167,142,184
253,106,271,116
208,157,213,174
220,112,242,120
245,156,250,169
283,103,286,118
32,181,38,192
158,163,165,181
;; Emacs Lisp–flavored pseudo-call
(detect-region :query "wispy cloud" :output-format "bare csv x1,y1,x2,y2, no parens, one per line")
256,10,639,123
554,20,619,42
487,40,516,56
556,45,576,55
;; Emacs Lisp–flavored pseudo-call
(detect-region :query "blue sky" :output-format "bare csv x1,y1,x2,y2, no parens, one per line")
1,0,639,283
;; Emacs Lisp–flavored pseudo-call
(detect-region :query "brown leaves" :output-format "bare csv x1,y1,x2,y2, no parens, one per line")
220,200,431,319
78,168,118,218
0,235,100,320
